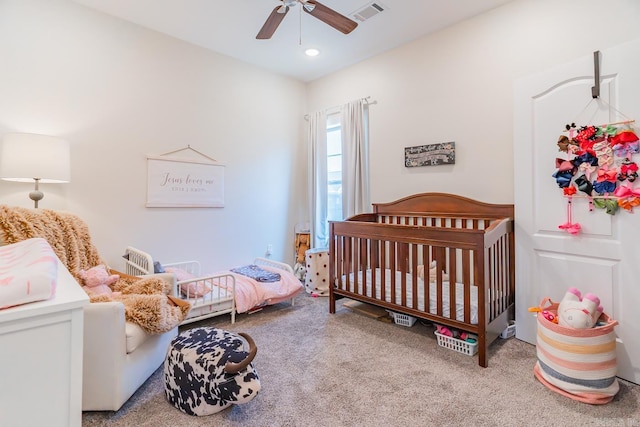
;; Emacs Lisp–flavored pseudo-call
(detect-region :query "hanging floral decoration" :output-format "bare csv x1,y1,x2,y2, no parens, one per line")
553,122,639,233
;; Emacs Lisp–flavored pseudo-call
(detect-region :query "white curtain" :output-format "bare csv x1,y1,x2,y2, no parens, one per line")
307,111,328,249
340,99,370,218
307,99,370,249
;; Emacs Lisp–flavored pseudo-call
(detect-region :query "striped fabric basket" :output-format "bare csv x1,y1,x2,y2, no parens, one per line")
534,298,619,405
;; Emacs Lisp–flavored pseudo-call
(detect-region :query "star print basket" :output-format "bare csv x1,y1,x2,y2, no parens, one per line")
533,298,619,405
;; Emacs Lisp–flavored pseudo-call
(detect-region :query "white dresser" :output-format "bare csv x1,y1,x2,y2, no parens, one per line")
0,258,89,427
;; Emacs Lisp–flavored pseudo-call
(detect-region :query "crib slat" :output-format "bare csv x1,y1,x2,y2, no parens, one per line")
497,236,503,317
380,241,387,302
345,237,352,292
449,248,457,286
409,244,417,309
490,239,497,319
443,248,451,320
435,250,443,318
499,234,507,314
399,242,408,307
360,237,365,296
463,249,471,324
337,235,343,290
370,239,379,272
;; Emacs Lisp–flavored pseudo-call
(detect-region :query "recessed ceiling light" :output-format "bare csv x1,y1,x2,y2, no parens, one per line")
305,48,320,57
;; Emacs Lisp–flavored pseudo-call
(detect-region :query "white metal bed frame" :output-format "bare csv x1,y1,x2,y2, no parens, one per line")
124,246,236,325
123,247,296,325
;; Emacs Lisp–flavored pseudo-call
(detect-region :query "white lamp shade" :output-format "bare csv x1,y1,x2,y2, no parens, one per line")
0,133,71,183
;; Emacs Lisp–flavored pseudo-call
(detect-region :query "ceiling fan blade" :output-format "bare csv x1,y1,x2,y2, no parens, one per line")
256,5,289,39
303,1,358,35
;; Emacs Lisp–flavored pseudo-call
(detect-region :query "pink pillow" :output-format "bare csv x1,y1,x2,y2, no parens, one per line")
165,267,212,298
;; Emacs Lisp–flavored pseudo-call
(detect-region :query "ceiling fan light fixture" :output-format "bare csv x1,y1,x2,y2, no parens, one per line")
257,0,357,39
305,48,320,57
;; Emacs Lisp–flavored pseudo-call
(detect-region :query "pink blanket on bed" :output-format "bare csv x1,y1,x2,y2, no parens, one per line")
224,265,303,313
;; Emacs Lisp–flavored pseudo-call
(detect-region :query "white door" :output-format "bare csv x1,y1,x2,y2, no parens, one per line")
514,39,640,384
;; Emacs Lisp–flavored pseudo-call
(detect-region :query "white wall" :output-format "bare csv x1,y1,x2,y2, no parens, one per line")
307,0,640,206
0,0,307,271
2,0,639,271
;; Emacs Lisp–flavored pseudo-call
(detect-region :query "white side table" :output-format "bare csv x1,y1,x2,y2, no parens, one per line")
304,248,329,296
0,257,89,427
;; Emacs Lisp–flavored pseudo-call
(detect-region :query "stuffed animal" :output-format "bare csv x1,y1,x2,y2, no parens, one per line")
78,264,120,298
294,233,310,264
417,261,449,282
557,287,603,329
293,262,306,282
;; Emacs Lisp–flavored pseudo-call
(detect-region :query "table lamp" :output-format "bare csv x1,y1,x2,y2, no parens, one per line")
0,132,71,208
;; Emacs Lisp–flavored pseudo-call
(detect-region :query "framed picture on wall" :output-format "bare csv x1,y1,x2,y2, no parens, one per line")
146,156,225,207
404,142,455,167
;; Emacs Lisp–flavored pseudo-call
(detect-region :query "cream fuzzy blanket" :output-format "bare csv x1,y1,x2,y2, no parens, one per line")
92,273,190,334
0,206,103,279
0,206,189,333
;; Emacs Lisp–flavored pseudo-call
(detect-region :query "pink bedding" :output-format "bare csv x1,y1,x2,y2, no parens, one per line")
222,265,303,313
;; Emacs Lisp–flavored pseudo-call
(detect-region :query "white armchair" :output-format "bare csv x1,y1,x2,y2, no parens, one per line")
81,273,178,411
0,207,180,413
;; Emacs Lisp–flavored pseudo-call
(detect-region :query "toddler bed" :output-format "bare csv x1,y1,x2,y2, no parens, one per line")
124,247,303,325
329,193,515,367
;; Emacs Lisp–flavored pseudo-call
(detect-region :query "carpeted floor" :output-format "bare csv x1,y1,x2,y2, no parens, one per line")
82,293,640,426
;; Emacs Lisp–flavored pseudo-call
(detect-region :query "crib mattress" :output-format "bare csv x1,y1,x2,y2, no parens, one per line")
344,268,479,325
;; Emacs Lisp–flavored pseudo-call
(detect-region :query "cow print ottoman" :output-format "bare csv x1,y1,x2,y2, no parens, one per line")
164,327,260,416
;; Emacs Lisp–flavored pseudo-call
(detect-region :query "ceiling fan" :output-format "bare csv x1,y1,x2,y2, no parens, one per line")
256,0,358,40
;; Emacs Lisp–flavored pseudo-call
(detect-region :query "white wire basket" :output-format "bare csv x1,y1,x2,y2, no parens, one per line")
500,323,516,339
388,311,417,327
434,331,478,356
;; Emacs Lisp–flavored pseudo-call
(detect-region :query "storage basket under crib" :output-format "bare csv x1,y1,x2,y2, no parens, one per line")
387,311,417,327
434,331,478,356
533,298,619,405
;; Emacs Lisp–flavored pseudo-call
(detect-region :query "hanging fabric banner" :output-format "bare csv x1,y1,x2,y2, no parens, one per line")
146,146,225,208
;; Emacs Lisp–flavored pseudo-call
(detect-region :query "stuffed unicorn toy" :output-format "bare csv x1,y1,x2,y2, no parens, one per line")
557,287,603,329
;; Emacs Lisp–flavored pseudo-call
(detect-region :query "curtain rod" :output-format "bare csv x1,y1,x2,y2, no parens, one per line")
304,96,377,121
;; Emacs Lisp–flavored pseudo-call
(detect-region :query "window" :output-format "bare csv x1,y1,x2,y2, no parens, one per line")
326,113,342,223
308,99,369,249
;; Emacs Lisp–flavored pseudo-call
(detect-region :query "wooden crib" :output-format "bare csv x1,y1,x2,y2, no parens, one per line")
329,193,515,367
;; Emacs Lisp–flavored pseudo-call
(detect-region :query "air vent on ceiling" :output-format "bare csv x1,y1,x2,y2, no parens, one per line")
351,2,386,22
